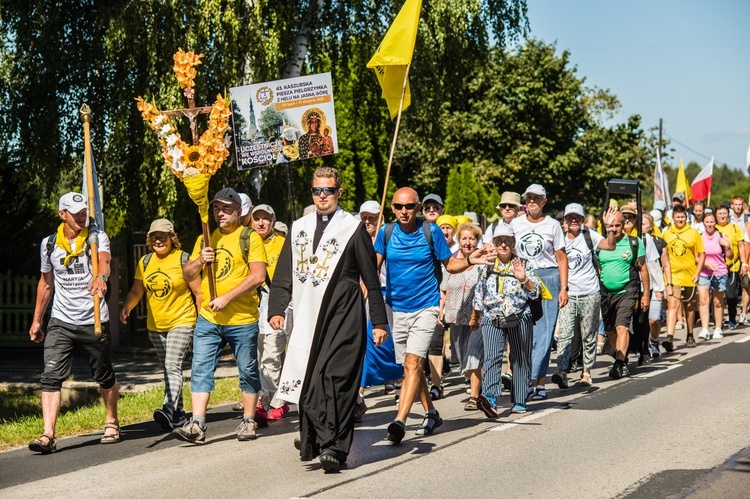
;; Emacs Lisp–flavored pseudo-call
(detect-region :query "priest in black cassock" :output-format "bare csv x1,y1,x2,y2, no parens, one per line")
268,167,388,472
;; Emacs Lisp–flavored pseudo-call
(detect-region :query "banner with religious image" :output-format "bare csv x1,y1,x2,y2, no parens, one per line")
230,73,338,170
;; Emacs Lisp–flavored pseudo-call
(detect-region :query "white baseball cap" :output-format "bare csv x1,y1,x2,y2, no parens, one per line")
59,192,88,214
523,184,546,198
239,193,253,217
564,203,584,217
359,200,381,215
492,222,514,238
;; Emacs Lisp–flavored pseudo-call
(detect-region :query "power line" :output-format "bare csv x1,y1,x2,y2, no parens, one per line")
663,131,741,171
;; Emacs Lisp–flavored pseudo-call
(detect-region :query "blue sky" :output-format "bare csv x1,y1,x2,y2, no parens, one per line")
525,0,750,172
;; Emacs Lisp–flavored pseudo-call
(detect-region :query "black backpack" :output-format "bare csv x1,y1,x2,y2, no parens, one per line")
382,220,443,285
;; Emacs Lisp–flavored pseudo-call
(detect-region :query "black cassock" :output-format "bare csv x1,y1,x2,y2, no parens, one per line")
268,217,387,463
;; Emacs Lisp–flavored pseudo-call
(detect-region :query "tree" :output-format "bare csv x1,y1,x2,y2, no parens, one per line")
445,161,490,215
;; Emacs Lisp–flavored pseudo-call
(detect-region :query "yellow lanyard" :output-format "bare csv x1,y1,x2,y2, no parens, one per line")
493,260,512,298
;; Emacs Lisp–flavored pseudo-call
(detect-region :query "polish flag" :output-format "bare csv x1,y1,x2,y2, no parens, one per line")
690,157,713,203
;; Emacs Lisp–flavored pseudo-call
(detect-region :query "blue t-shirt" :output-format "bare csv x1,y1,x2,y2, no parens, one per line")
374,222,453,313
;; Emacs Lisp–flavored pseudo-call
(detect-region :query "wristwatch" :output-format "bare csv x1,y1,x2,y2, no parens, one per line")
563,286,569,292
98,275,109,283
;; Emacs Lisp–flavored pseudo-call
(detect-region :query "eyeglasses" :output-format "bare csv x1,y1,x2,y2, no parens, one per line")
499,204,518,210
311,187,338,197
494,237,515,247
622,214,636,220
392,203,418,211
422,204,441,212
149,234,169,242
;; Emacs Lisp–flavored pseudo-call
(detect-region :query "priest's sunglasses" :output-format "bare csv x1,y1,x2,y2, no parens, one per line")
311,187,338,197
392,202,418,211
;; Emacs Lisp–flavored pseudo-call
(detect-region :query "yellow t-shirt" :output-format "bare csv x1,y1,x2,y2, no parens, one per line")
716,222,743,272
263,230,286,280
191,227,268,325
135,249,197,333
663,224,705,287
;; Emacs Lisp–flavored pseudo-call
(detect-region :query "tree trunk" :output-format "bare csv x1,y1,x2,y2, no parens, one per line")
281,0,323,79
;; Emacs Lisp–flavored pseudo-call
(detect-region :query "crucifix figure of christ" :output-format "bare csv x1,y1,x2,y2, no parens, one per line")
162,89,217,300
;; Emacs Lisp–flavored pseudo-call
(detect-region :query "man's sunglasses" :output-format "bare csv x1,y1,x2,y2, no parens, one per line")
422,204,441,212
311,187,338,196
392,203,418,211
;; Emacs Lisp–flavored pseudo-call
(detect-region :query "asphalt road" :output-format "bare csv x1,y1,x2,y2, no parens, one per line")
2,330,750,498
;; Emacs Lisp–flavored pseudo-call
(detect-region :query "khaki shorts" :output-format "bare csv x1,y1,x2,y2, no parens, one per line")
391,307,439,364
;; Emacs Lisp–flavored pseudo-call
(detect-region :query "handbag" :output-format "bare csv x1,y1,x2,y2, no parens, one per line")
492,311,523,329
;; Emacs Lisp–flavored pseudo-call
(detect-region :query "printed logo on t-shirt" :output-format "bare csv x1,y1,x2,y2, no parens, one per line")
669,238,688,258
144,269,173,299
567,247,584,271
61,255,86,275
517,232,545,259
215,247,236,281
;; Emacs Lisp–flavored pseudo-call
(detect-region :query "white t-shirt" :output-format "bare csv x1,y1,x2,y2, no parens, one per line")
40,231,110,325
510,216,565,269
729,213,750,242
565,230,603,296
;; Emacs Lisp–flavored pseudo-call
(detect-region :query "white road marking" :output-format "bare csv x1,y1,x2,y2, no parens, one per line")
629,363,683,379
736,335,750,343
490,407,563,432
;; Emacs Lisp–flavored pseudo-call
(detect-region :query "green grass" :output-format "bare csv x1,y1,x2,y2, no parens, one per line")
0,377,242,450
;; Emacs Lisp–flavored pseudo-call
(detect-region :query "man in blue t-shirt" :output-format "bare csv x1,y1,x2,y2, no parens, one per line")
374,187,490,444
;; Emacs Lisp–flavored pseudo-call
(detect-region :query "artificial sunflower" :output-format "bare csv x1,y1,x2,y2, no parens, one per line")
184,145,202,168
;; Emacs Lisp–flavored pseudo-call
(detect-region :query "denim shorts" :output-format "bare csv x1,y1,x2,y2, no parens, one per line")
190,316,260,394
699,273,728,292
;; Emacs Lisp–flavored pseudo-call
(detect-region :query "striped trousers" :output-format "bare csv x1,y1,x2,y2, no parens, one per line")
148,326,194,418
483,313,534,407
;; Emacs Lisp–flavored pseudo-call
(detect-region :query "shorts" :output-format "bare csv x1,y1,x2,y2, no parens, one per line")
391,307,439,364
428,322,445,356
601,288,637,333
41,318,117,392
698,273,728,292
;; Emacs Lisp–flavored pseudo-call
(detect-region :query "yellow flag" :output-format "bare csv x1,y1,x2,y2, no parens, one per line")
675,158,693,207
366,0,422,119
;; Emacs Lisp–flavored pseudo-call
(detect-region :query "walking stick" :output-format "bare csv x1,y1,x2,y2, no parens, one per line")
80,104,102,335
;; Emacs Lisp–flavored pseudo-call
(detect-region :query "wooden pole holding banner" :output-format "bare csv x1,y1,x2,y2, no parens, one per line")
376,63,411,231
79,104,102,335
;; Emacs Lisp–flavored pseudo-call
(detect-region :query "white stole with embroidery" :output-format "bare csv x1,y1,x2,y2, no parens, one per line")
276,208,361,404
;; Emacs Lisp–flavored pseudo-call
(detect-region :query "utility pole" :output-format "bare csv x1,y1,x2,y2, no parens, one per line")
659,118,663,161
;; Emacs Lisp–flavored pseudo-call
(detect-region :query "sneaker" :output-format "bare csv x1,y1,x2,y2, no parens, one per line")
609,362,623,380
268,403,289,421
676,321,684,330
254,404,269,428
686,334,696,348
415,411,443,436
511,404,527,414
729,321,738,330
172,412,189,428
713,328,724,339
153,408,173,430
596,342,604,355
662,335,674,353
501,372,513,391
386,420,406,443
551,371,569,389
231,402,244,412
650,340,661,359
172,419,206,444
697,328,712,340
477,395,499,418
236,418,258,441
740,314,748,325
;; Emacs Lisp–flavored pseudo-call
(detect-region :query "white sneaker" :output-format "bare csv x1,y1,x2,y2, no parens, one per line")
697,328,712,340
740,315,748,326
713,328,724,339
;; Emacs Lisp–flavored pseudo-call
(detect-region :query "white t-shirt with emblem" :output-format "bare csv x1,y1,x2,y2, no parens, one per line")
565,230,604,296
40,231,110,325
510,216,565,270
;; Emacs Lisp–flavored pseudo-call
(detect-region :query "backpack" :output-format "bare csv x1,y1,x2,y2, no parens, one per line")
651,234,666,268
238,226,271,293
142,250,189,274
383,220,443,285
581,229,601,275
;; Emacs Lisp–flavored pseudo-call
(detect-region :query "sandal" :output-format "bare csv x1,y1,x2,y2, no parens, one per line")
415,411,443,435
464,397,478,410
531,387,547,400
29,434,57,454
429,384,444,401
580,372,592,387
100,422,121,444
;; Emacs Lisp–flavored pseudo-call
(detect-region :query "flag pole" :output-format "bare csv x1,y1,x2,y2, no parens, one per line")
80,104,102,335
377,64,411,230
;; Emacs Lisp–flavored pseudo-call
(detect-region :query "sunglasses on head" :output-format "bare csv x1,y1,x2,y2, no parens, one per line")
499,203,517,210
311,187,338,196
392,202,418,211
